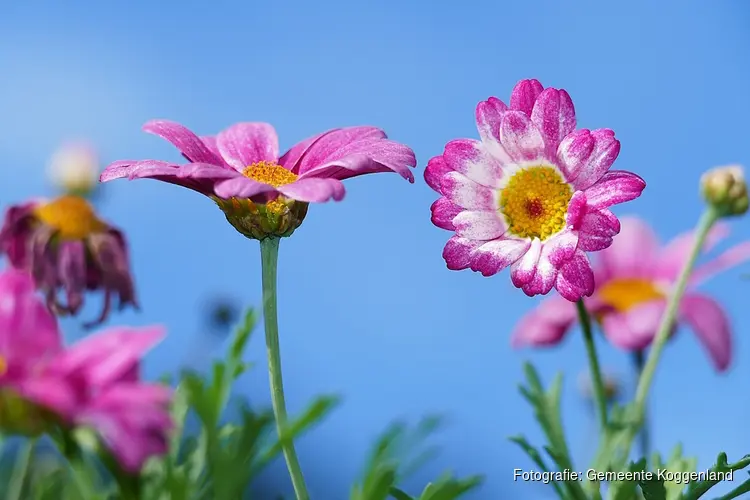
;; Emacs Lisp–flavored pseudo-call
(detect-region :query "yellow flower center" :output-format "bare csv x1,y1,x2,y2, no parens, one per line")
500,166,573,240
33,195,106,240
242,161,298,214
0,356,6,376
242,161,298,187
598,278,664,313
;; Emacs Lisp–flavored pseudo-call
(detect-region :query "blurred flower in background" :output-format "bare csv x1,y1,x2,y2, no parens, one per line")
0,195,137,326
512,216,750,371
47,141,101,199
0,268,171,472
577,369,622,404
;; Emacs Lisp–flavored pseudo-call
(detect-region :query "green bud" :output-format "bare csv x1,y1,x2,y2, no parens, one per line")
700,165,749,217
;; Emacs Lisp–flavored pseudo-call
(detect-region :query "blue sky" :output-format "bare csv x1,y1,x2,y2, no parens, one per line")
1,1,750,498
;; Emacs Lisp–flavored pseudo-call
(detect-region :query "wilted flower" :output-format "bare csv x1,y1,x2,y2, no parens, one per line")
0,195,137,326
512,217,750,370
0,268,171,472
47,141,100,197
100,120,416,239
425,79,645,301
701,164,748,217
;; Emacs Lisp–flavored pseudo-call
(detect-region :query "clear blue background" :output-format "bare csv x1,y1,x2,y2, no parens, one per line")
1,1,750,498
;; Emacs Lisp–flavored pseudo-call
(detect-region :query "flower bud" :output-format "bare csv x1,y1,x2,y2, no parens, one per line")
47,142,100,197
700,165,748,217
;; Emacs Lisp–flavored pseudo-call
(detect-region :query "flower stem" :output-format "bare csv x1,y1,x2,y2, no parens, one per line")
626,207,720,457
259,237,309,500
577,299,608,429
632,350,650,458
8,438,35,500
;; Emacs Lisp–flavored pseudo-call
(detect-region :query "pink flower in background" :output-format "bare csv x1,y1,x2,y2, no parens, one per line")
0,196,137,326
425,79,645,301
0,268,171,472
512,217,750,371
100,120,416,239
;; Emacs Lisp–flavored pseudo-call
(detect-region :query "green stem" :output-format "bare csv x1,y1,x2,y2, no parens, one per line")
626,207,720,458
260,237,309,500
632,350,650,458
577,299,608,429
7,438,35,500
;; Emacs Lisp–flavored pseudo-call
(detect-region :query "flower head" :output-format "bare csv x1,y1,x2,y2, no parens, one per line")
0,268,171,472
0,195,137,327
47,141,100,197
100,120,417,240
425,79,645,301
701,164,748,217
512,217,750,371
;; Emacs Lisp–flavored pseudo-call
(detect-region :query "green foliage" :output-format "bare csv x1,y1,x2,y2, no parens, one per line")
351,417,482,500
511,362,588,500
140,308,338,500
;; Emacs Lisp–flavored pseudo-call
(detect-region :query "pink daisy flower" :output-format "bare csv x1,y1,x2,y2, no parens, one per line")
0,196,137,327
100,120,416,239
512,217,750,371
0,268,171,472
425,79,646,301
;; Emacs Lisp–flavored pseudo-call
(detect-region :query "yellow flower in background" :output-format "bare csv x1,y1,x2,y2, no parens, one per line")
47,142,100,197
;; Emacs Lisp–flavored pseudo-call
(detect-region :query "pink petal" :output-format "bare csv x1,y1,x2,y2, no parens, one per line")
576,208,621,252
440,171,497,210
511,238,542,287
49,326,165,388
475,97,508,146
530,88,576,156
279,131,328,172
58,241,87,313
679,293,732,371
215,122,279,171
584,170,646,210
277,177,346,202
100,160,176,182
424,156,452,194
565,191,588,228
499,111,546,162
691,240,750,286
142,120,223,165
600,300,665,351
511,295,578,347
596,216,659,280
557,129,620,190
297,138,416,183
509,79,544,116
430,198,462,230
175,162,241,180
200,135,222,160
213,176,282,199
554,250,595,301
653,223,729,282
99,160,220,195
16,376,79,418
469,238,530,276
0,269,62,365
452,210,508,240
443,139,506,188
520,231,578,297
443,236,481,270
292,127,386,175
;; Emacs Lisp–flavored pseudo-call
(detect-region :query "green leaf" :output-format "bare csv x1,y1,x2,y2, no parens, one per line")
389,487,414,500
682,453,750,499
516,362,588,500
638,474,666,500
265,395,341,458
415,473,483,500
508,435,565,499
